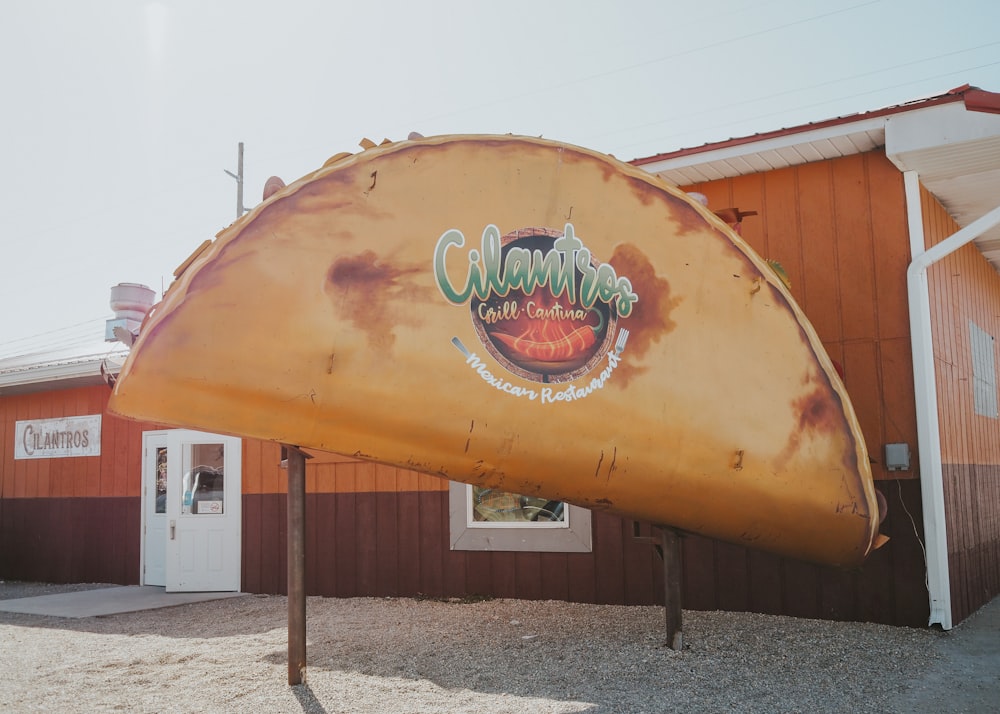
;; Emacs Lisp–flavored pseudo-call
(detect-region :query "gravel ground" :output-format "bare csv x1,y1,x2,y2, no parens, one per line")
0,580,995,713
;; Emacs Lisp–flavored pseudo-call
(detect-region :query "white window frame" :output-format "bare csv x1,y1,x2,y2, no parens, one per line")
448,481,592,552
969,320,999,419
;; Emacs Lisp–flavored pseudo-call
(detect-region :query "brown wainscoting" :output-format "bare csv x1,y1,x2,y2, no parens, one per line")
242,483,930,626
0,488,929,626
679,478,928,626
943,463,1000,624
0,497,139,585
243,492,660,604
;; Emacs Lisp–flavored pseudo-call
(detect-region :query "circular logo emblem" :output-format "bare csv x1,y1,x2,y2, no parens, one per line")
471,227,617,383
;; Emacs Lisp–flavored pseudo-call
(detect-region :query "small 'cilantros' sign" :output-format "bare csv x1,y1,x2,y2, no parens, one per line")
15,415,102,459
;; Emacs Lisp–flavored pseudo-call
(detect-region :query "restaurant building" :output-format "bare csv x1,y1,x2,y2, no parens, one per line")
3,84,999,629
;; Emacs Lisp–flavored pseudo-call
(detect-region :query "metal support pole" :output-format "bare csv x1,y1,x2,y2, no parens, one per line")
661,528,683,650
286,444,307,685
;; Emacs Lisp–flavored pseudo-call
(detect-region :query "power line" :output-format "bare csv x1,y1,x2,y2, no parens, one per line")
589,41,1000,149
614,57,1000,155
0,317,109,360
403,0,882,129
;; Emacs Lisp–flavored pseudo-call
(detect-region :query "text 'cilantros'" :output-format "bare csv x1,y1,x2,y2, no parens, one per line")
434,223,638,318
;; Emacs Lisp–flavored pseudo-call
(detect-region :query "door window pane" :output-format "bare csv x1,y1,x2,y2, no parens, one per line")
155,446,168,514
181,443,225,515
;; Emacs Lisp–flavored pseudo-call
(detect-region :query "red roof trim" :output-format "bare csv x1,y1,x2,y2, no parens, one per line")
630,85,992,167
965,88,1000,115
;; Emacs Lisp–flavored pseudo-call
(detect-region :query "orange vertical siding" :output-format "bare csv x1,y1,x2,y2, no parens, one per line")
922,184,1000,465
686,150,917,480
0,386,165,499
763,167,804,305
797,162,843,344
833,153,880,344
0,397,9,499
919,182,1000,623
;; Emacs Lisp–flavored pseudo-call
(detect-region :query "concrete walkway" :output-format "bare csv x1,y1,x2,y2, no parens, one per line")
0,585,245,618
895,594,1000,711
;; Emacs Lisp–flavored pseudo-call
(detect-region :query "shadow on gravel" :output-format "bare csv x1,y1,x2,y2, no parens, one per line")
3,582,998,713
291,683,329,714
257,599,952,714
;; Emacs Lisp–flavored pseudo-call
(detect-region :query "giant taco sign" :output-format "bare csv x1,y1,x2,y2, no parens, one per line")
109,134,885,568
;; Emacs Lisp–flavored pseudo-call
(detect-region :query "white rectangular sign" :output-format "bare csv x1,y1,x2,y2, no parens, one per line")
14,415,102,459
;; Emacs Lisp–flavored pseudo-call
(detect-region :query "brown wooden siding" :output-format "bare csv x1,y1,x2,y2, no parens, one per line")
238,482,927,625
921,183,1000,623
943,464,1000,622
0,497,139,584
242,491,664,603
0,385,154,586
2,381,930,624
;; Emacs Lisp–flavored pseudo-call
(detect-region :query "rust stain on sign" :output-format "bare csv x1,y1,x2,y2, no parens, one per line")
606,243,681,387
324,250,429,350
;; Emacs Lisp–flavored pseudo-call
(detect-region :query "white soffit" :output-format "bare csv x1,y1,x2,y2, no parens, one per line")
886,103,1000,269
640,117,887,186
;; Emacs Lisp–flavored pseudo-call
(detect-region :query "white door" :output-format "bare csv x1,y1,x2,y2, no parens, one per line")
142,432,169,586
155,430,242,592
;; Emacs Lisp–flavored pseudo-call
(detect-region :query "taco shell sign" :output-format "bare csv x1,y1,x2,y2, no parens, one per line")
109,134,884,568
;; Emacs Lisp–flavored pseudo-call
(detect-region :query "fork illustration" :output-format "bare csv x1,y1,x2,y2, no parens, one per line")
615,328,630,355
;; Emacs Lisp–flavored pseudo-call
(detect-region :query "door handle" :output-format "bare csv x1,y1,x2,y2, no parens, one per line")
170,520,176,540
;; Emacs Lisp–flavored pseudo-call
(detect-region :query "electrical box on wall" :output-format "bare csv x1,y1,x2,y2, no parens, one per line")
884,443,911,472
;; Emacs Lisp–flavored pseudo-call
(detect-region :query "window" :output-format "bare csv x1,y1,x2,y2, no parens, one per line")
154,446,168,513
469,486,566,526
181,442,226,515
449,481,592,552
970,320,998,418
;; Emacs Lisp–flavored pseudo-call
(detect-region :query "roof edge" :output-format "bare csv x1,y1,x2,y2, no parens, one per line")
631,85,979,167
0,355,120,395
966,88,1000,115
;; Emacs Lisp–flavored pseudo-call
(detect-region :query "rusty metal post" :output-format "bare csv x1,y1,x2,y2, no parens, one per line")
286,445,307,685
661,528,683,650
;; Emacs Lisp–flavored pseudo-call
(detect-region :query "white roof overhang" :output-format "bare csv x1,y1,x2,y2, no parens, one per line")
885,102,1000,265
635,91,1000,272
0,345,126,396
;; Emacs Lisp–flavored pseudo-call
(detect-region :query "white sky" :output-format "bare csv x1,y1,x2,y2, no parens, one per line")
2,0,999,354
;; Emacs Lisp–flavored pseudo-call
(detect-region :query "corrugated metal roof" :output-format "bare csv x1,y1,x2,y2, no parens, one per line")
631,85,972,168
0,323,128,395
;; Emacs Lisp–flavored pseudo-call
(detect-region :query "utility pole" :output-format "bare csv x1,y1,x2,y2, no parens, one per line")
224,142,248,219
